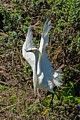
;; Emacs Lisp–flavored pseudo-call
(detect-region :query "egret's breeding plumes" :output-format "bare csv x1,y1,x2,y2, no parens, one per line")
22,19,63,99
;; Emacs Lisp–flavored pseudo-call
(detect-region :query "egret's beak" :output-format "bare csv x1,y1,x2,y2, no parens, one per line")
25,49,33,52
25,48,42,62
25,48,36,53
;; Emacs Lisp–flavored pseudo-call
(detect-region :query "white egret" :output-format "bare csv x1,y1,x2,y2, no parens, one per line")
22,19,63,99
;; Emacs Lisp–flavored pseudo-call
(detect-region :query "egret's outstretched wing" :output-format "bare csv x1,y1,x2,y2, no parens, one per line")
25,26,35,49
39,19,51,53
39,19,53,76
22,26,36,70
39,19,63,87
43,19,51,36
41,50,63,87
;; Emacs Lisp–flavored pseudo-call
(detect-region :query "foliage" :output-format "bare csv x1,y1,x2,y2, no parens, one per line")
0,0,80,119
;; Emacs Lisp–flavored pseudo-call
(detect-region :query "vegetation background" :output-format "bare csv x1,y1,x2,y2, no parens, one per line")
0,0,80,119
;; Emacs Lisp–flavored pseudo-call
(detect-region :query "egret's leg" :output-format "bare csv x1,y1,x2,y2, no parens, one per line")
37,88,42,102
46,91,54,110
37,88,41,98
34,86,37,98
55,93,60,100
33,78,37,98
53,86,60,100
50,93,54,111
50,93,54,105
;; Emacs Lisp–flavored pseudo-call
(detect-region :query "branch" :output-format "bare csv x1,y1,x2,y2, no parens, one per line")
0,103,17,113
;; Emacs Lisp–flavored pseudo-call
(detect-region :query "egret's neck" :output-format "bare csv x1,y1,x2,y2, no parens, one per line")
33,53,38,95
37,52,42,75
33,51,41,78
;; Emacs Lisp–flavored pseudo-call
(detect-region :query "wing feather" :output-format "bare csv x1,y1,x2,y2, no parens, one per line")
39,19,53,80
25,26,35,49
39,19,51,52
39,19,63,87
22,26,36,70
41,51,63,87
41,51,54,80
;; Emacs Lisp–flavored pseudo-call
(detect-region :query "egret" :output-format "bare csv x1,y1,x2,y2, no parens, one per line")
22,19,63,100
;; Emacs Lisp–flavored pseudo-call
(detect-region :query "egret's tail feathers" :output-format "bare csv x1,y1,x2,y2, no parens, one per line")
53,70,63,87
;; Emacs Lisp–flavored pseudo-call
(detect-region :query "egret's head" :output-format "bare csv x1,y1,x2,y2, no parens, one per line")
25,48,41,61
25,48,39,53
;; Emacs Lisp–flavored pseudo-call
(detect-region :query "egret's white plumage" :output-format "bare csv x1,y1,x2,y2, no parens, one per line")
22,26,35,70
22,19,63,96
